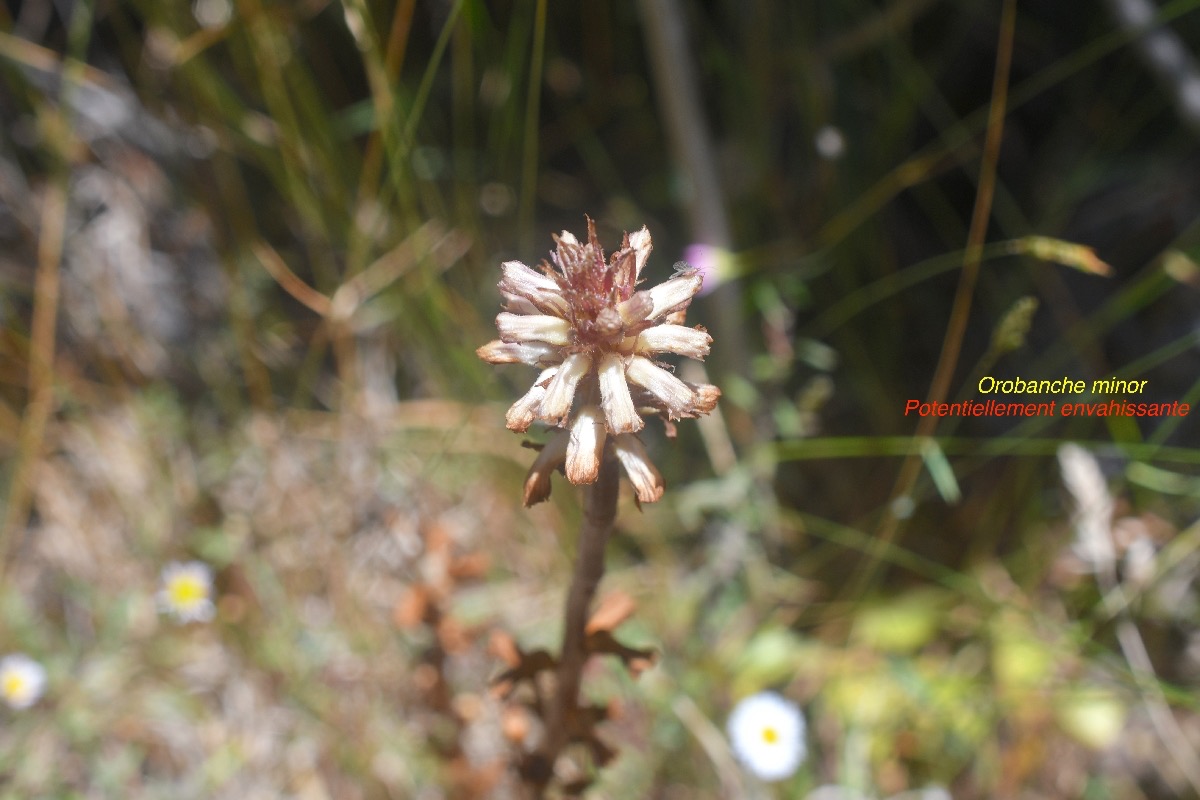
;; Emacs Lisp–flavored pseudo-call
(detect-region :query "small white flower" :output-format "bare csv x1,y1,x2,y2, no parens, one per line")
727,691,807,782
814,125,846,161
157,561,216,623
0,654,47,709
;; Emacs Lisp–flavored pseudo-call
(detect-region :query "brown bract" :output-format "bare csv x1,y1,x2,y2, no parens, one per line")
478,218,720,506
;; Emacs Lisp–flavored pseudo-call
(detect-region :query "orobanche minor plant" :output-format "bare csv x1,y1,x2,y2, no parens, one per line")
478,216,719,505
478,217,720,793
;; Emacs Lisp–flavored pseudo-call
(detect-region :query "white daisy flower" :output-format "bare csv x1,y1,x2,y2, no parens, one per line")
157,560,216,623
727,691,807,782
0,653,47,709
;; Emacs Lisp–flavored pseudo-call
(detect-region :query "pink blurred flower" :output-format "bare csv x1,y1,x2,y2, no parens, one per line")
682,243,731,295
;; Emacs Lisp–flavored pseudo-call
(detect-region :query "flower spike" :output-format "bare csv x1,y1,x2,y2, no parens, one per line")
479,218,720,504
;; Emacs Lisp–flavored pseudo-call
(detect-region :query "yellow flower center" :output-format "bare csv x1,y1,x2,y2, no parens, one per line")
169,575,208,609
3,672,26,700
761,725,779,745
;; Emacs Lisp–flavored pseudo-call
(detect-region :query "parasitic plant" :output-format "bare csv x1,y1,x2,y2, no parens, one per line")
477,216,719,506
478,217,720,793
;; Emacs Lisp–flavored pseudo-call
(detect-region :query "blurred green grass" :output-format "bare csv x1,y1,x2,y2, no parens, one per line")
0,0,1199,797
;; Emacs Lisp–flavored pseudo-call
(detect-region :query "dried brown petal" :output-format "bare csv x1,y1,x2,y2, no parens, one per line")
628,225,653,278
523,430,568,506
586,590,638,634
488,630,522,667
393,585,431,629
686,382,721,416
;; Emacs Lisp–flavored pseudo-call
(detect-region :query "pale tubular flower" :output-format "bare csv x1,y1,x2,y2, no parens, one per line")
727,691,807,782
613,433,663,504
636,324,712,360
540,353,592,425
566,405,606,484
0,654,47,709
475,340,561,368
645,271,703,319
625,355,698,419
496,313,572,347
157,560,216,623
598,353,642,434
500,260,569,316
628,227,653,276
616,291,654,327
500,293,540,316
507,367,558,432
478,218,720,504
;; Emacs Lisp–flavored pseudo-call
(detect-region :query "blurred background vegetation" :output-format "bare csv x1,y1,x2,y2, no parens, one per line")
1,0,1199,797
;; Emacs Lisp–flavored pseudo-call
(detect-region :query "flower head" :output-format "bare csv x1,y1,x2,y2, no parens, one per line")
479,218,719,506
0,654,47,709
727,691,807,782
157,560,216,623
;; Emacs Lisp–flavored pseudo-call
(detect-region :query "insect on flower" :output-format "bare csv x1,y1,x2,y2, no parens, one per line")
477,218,720,506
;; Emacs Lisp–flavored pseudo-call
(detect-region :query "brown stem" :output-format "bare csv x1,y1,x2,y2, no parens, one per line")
533,447,619,790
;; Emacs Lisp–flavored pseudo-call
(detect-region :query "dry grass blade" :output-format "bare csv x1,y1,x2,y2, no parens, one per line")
251,240,331,317
2,181,66,572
